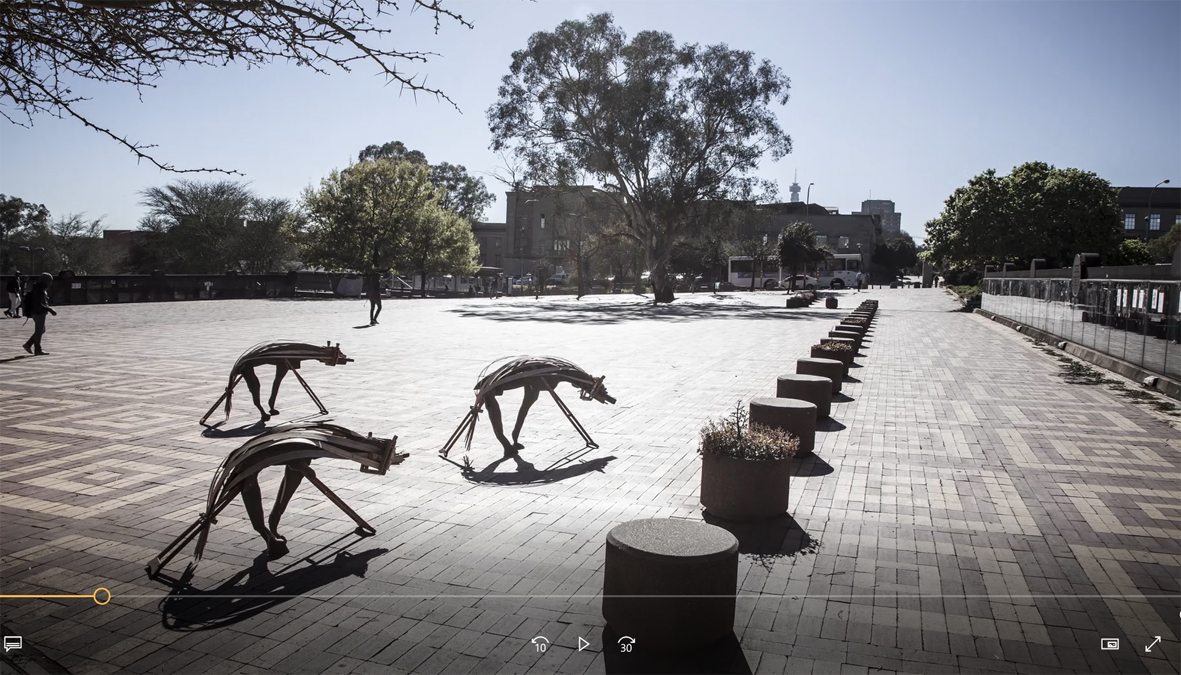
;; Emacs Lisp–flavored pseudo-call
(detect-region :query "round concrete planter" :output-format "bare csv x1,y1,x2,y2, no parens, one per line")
811,345,851,373
837,322,867,335
830,330,861,350
603,518,738,651
750,396,816,455
825,296,838,309
797,357,843,393
776,374,832,418
700,453,792,520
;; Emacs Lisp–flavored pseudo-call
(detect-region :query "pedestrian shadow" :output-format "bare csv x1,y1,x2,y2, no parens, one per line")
791,455,834,477
817,418,846,432
700,512,820,565
201,419,269,438
454,451,616,486
353,324,374,329
0,354,34,364
603,625,750,674
158,544,388,631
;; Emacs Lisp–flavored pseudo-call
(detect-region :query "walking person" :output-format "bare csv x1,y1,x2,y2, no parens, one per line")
367,273,383,326
855,271,864,293
22,273,57,356
5,273,21,318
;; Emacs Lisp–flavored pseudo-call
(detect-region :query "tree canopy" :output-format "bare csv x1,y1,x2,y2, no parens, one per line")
3,1,471,172
777,221,829,283
872,233,918,282
488,12,792,303
925,162,1123,270
1,194,50,274
357,141,494,222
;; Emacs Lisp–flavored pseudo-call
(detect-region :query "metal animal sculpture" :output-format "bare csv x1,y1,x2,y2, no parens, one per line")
441,356,616,459
199,341,352,426
147,422,404,578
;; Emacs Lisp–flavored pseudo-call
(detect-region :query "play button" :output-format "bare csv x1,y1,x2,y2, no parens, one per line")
577,637,590,652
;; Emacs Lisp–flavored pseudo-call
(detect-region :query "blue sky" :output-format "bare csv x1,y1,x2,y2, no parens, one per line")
2,0,1179,242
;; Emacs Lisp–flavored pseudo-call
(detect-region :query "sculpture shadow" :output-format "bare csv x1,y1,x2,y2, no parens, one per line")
701,512,819,561
159,546,388,631
816,418,846,432
603,625,750,674
459,452,616,486
201,419,269,438
791,455,834,477
451,301,839,326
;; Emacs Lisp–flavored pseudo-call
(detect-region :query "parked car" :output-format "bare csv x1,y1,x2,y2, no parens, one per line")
716,281,737,292
784,274,818,291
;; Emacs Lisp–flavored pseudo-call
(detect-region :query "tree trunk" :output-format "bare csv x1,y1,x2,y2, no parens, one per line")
420,270,428,298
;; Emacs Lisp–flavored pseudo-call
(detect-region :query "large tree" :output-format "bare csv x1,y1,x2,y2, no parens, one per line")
403,205,478,296
3,1,471,172
777,221,829,287
357,141,494,222
488,13,792,304
734,236,778,291
1,195,50,274
925,162,1123,270
301,159,438,272
872,232,918,282
137,180,255,272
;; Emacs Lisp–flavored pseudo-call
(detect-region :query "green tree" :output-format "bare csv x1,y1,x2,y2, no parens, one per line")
138,180,254,272
1,195,50,274
777,222,829,287
1149,223,1181,262
240,199,305,274
872,233,918,282
302,159,438,273
357,142,494,222
488,13,792,304
735,236,778,291
926,162,1122,270
6,1,472,172
1107,239,1155,267
403,206,479,297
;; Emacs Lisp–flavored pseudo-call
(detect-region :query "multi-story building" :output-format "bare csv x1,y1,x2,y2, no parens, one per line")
471,222,506,269
853,200,901,239
502,186,616,278
1117,186,1180,243
746,202,882,272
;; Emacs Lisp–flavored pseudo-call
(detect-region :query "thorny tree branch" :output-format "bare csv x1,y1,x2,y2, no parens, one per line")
1,0,472,173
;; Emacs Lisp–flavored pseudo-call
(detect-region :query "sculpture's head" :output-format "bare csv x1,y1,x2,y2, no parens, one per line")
322,342,353,366
582,376,616,404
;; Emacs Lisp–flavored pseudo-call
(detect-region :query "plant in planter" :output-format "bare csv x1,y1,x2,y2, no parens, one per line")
699,404,800,520
811,341,853,371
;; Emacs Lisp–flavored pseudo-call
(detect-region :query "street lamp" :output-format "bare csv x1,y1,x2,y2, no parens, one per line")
521,198,540,296
1146,179,1171,234
804,183,814,221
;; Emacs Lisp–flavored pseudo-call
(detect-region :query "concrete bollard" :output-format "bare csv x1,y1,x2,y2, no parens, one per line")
776,374,832,419
830,329,861,350
750,396,816,455
797,357,844,393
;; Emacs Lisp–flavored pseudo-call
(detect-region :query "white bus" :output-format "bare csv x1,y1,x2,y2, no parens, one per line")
818,254,864,289
727,256,784,289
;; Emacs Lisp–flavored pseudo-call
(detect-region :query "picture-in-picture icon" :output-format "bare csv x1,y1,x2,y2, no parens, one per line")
1100,638,1119,650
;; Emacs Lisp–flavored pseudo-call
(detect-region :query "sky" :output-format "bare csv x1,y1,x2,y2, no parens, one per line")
2,0,1179,243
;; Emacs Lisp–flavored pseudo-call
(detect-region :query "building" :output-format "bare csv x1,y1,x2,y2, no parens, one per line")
502,187,616,278
853,200,902,239
1117,186,1180,243
746,202,883,272
471,222,506,269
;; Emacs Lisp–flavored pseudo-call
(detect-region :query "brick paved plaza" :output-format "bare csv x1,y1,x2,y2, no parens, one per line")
1,289,1178,674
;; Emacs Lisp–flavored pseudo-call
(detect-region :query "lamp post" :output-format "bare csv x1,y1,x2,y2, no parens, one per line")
805,183,814,221
1146,179,1171,236
520,198,540,296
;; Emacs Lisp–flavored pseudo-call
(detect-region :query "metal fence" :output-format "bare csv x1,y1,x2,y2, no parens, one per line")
981,278,1181,380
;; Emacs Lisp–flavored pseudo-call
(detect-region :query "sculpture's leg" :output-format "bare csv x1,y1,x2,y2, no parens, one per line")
544,381,599,449
199,385,232,427
146,488,237,578
511,384,540,450
484,393,517,456
297,465,376,536
267,459,309,543
268,363,289,415
291,368,328,415
241,367,270,422
240,474,288,559
441,406,479,458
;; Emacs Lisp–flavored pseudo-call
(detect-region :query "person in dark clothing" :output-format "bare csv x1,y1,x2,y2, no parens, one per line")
367,274,383,325
5,273,21,318
22,273,57,355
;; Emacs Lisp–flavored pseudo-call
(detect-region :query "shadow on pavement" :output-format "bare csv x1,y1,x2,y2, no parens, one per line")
460,451,616,486
159,545,387,631
602,625,751,674
817,418,846,432
831,392,854,403
700,512,819,562
451,301,840,325
201,419,269,438
792,454,834,477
